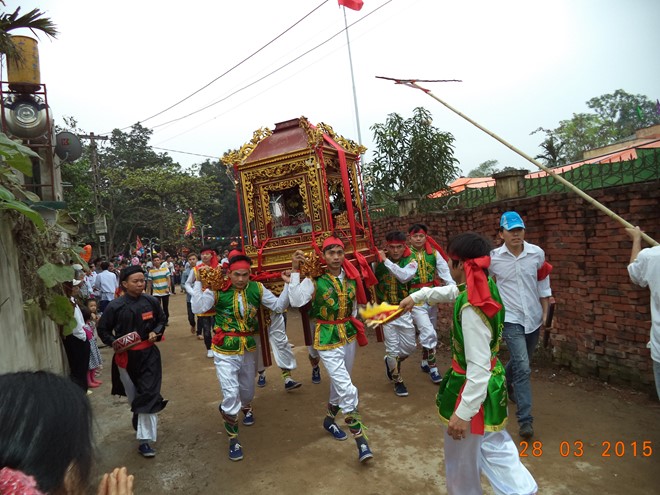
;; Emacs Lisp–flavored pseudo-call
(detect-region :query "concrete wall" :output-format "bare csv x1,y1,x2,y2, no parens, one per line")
0,212,66,373
372,181,659,392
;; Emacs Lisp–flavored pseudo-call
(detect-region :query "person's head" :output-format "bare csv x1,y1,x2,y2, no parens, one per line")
86,299,97,315
99,261,110,272
108,262,115,272
62,279,81,298
0,371,94,494
446,232,493,284
187,252,198,265
227,254,252,290
120,266,146,297
498,211,526,250
321,235,345,272
152,256,162,268
385,231,408,262
408,223,428,250
223,249,229,258
200,246,216,265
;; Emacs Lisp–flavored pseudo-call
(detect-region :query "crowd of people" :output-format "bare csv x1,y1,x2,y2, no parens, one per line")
3,211,658,495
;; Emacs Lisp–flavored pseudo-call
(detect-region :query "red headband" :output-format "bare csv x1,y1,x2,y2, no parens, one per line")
229,260,251,271
322,236,344,251
201,249,218,269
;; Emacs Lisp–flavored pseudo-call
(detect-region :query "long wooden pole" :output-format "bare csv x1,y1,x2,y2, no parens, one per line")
377,76,659,246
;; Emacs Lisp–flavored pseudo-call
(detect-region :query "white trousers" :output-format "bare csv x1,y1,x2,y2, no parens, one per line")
412,304,437,349
257,312,297,371
444,428,537,495
214,351,257,416
383,311,417,359
118,367,158,442
318,340,358,412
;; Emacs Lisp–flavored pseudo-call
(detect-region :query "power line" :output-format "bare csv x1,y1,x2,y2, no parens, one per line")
152,146,218,160
106,1,329,135
149,1,393,130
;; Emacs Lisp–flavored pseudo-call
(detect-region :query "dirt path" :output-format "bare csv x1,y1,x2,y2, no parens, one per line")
89,295,659,494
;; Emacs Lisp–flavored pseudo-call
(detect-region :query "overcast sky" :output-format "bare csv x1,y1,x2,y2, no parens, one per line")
5,0,660,176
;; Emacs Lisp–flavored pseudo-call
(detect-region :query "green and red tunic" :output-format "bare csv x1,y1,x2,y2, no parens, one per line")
211,281,263,355
436,279,508,431
309,273,358,350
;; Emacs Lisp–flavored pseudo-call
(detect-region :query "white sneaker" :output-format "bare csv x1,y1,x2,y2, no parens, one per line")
207,349,214,358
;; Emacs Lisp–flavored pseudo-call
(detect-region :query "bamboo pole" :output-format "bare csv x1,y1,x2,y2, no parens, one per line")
376,76,658,246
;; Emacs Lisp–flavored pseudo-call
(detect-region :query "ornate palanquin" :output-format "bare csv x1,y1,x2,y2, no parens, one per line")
222,117,378,365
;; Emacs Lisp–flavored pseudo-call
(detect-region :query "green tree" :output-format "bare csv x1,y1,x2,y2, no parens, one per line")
534,90,660,164
198,158,239,242
0,4,57,58
68,124,217,255
367,107,460,201
467,159,500,178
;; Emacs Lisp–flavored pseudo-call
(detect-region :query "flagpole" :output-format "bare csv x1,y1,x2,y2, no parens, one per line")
342,6,363,144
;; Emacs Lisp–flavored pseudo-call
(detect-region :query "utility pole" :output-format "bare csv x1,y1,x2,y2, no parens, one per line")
79,133,109,258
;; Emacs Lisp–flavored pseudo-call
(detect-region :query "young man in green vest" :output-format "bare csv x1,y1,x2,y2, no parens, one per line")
375,231,418,397
407,223,455,383
400,232,537,494
191,253,289,462
289,236,373,463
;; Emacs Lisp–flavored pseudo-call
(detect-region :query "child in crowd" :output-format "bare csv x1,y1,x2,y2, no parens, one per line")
83,302,103,388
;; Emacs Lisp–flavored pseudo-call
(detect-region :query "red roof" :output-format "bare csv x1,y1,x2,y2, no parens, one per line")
434,137,660,197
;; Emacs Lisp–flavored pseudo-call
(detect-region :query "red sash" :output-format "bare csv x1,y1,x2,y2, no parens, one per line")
114,340,154,369
316,316,368,346
211,329,258,347
451,358,497,435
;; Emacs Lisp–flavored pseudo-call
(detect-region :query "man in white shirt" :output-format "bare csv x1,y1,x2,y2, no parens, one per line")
626,226,660,400
94,261,119,313
489,211,552,440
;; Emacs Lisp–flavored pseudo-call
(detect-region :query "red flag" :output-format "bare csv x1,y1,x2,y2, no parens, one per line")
136,236,143,250
338,0,364,11
184,211,196,237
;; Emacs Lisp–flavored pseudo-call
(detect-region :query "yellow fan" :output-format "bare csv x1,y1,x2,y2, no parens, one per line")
359,302,405,327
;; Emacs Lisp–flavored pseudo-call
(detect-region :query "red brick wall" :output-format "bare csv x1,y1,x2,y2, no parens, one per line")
371,181,659,391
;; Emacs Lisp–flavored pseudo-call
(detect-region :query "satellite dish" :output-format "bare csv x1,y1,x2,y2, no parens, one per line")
55,131,82,161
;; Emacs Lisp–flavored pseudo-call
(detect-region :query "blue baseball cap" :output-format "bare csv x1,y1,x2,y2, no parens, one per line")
500,211,525,230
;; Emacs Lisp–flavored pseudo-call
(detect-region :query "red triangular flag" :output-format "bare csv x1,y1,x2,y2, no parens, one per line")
338,0,364,11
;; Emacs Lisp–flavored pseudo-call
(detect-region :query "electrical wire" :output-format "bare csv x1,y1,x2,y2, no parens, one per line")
106,0,329,135
149,1,393,130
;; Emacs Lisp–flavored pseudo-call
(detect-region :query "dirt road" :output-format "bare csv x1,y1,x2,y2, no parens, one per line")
89,295,659,494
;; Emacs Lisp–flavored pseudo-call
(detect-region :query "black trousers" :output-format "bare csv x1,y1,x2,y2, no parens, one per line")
186,301,196,327
63,335,91,392
157,295,170,322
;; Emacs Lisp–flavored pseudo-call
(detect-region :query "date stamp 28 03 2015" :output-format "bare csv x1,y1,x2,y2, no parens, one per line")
518,440,653,458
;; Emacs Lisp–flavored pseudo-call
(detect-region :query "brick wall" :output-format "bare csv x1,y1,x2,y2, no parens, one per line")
371,181,659,392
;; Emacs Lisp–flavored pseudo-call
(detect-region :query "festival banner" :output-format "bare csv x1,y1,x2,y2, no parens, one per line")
184,210,196,237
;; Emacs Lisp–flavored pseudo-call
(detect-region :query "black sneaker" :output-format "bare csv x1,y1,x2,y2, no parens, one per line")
138,443,156,458
394,381,408,397
519,423,534,439
420,363,431,373
257,373,266,388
